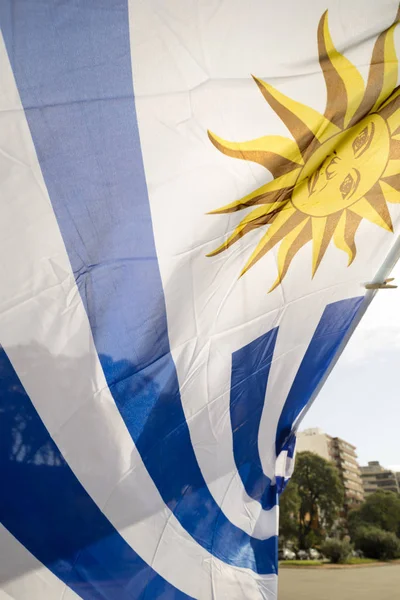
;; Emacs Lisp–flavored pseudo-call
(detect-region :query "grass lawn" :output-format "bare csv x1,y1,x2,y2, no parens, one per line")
280,560,323,567
280,557,382,568
346,557,377,565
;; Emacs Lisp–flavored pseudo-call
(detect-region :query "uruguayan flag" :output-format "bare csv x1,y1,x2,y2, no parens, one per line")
1,1,400,598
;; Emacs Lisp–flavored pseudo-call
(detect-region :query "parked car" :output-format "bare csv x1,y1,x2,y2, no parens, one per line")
278,547,296,560
308,548,321,560
296,549,308,560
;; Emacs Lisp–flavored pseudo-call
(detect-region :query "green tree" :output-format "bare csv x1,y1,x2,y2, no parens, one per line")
355,526,400,560
320,538,352,564
291,451,344,548
349,491,400,538
279,481,301,544
347,507,363,539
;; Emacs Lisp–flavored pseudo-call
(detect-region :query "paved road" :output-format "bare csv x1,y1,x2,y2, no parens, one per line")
279,565,400,600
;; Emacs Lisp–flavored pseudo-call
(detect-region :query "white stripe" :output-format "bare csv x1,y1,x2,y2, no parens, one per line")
0,34,277,600
259,290,341,480
0,526,79,600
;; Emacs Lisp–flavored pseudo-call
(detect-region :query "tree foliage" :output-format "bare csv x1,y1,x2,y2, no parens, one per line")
320,538,352,564
279,451,344,548
349,491,400,537
347,506,363,539
355,526,400,560
279,481,300,543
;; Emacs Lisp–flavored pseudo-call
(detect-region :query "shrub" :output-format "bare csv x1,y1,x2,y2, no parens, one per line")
320,539,352,564
355,526,400,561
301,530,323,550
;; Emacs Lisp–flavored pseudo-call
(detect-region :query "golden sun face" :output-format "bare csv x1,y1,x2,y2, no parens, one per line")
207,9,400,291
293,115,390,217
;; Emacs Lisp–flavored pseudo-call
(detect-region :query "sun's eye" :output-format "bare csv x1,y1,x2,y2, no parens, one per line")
340,170,360,200
352,123,375,158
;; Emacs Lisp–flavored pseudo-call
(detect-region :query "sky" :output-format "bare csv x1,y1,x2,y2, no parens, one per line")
300,260,400,472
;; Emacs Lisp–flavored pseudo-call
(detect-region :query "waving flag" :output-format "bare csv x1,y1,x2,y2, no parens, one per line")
1,1,400,598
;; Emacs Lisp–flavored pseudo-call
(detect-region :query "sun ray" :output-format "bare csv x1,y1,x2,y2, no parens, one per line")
311,213,341,276
383,159,400,177
377,86,400,125
333,210,362,265
207,131,303,178
207,203,285,256
380,179,400,203
252,76,341,155
378,85,400,106
364,184,393,230
378,86,400,119
371,9,400,112
378,87,400,127
389,138,400,159
378,85,400,112
207,187,291,214
208,168,302,214
350,9,400,125
387,108,400,135
258,167,303,192
381,171,400,192
239,206,308,276
349,189,393,232
318,11,364,128
269,219,312,291
207,188,291,214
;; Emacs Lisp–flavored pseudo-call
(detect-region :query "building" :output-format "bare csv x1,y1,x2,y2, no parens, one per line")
296,427,331,460
296,428,364,509
360,461,400,496
329,437,365,507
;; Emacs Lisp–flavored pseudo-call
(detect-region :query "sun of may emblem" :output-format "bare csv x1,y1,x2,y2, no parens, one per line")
207,9,400,291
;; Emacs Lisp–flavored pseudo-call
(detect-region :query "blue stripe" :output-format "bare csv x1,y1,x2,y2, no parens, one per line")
275,297,364,455
0,0,278,575
230,299,363,507
0,347,192,600
230,328,279,510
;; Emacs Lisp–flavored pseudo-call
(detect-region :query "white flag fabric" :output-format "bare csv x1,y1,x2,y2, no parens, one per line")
1,1,400,598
